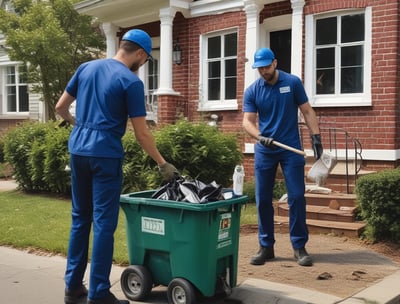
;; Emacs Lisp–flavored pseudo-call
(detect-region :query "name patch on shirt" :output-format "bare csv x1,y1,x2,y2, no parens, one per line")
279,86,291,94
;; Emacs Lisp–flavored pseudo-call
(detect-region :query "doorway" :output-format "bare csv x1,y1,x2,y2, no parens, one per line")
270,29,292,73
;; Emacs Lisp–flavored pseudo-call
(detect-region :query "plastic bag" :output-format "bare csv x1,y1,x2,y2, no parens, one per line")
152,176,224,203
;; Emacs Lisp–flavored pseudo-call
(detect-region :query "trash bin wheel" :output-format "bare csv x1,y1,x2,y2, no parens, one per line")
167,277,197,304
120,265,153,301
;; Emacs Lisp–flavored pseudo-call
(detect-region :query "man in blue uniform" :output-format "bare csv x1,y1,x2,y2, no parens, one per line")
56,29,177,304
242,48,323,267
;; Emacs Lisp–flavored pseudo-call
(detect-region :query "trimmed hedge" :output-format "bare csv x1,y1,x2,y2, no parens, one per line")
355,168,400,243
3,120,243,195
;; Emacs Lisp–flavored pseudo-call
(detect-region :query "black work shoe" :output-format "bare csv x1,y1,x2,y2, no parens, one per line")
64,285,88,304
87,292,129,304
250,247,275,265
294,247,313,266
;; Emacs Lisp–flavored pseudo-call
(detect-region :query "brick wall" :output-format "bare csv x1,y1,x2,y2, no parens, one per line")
159,0,399,179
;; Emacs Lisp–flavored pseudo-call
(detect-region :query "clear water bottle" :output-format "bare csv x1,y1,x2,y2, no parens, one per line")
233,165,245,196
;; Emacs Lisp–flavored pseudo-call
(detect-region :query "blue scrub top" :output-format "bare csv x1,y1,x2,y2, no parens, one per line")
243,70,308,150
66,58,146,158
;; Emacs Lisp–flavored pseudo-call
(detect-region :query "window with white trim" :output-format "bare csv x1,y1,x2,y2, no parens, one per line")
305,8,371,107
4,65,29,113
199,30,238,111
139,49,159,122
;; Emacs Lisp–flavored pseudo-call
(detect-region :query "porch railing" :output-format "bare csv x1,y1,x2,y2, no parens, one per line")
301,126,363,193
145,92,158,123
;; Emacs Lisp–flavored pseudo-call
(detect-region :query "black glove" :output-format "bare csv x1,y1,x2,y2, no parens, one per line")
159,162,179,181
311,134,323,160
258,135,274,148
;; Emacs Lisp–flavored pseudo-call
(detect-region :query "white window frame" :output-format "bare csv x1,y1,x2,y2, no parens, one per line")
198,28,238,111
2,64,29,115
305,7,372,107
137,37,159,122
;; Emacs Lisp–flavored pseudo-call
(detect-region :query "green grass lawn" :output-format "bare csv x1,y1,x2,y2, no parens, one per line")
0,190,257,265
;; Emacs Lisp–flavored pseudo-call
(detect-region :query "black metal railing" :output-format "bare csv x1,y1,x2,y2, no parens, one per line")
301,126,363,193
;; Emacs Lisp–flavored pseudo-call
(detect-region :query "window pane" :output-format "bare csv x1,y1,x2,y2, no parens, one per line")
208,61,220,78
7,86,16,112
224,33,237,57
208,79,220,100
341,14,364,43
7,66,16,84
225,59,237,77
341,45,363,66
316,69,335,94
316,48,335,68
19,85,29,111
225,78,236,99
148,59,158,91
316,17,337,45
208,36,221,59
341,67,363,93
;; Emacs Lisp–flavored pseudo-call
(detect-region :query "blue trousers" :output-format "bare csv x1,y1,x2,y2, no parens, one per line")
65,154,123,299
254,143,308,249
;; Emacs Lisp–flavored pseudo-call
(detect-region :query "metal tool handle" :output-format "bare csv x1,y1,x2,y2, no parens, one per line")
273,140,306,156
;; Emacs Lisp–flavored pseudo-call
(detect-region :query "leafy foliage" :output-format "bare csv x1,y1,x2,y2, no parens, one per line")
4,120,243,195
122,120,243,192
355,168,400,243
3,121,71,193
0,0,105,119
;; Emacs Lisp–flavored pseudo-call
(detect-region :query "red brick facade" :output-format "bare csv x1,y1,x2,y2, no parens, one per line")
144,0,400,174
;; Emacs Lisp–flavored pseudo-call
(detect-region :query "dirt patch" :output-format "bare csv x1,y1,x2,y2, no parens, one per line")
237,226,400,298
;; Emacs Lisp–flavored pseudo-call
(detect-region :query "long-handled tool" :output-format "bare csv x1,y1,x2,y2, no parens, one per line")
272,140,337,186
272,140,306,156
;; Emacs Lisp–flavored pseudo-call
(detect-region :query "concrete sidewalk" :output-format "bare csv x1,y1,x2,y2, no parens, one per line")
1,246,399,304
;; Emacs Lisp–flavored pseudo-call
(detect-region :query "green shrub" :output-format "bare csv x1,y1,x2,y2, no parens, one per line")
4,120,243,195
121,132,151,193
157,120,243,186
43,125,71,194
4,122,50,191
355,168,400,243
3,121,71,193
122,120,243,192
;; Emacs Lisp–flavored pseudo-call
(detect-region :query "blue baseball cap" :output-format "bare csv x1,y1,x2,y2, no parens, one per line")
252,48,275,68
122,29,153,59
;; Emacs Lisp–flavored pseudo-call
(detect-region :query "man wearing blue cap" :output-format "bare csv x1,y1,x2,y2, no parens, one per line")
242,47,323,267
56,29,177,304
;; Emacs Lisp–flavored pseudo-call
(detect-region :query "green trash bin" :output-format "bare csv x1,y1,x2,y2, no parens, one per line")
119,190,247,304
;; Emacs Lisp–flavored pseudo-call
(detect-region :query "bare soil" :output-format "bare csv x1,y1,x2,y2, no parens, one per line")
237,225,400,298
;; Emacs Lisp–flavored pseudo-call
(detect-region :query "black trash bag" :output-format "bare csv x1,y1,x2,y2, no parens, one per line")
152,176,224,204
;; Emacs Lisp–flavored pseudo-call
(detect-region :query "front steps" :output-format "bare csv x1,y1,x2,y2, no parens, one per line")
273,188,366,237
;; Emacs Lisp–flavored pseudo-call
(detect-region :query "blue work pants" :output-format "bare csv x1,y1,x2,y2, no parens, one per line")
65,154,123,299
254,144,308,249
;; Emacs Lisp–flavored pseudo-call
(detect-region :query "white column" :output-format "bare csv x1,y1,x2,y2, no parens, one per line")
102,22,119,58
244,0,263,89
157,7,179,95
290,0,305,78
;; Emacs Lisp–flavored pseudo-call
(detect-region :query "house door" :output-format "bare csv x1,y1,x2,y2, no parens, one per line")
270,29,291,73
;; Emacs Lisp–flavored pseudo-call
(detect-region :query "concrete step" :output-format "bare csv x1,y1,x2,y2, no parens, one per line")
304,192,357,207
274,215,366,237
277,203,357,223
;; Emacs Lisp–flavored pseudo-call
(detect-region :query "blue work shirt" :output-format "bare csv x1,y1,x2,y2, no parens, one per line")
66,59,146,158
243,70,308,150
